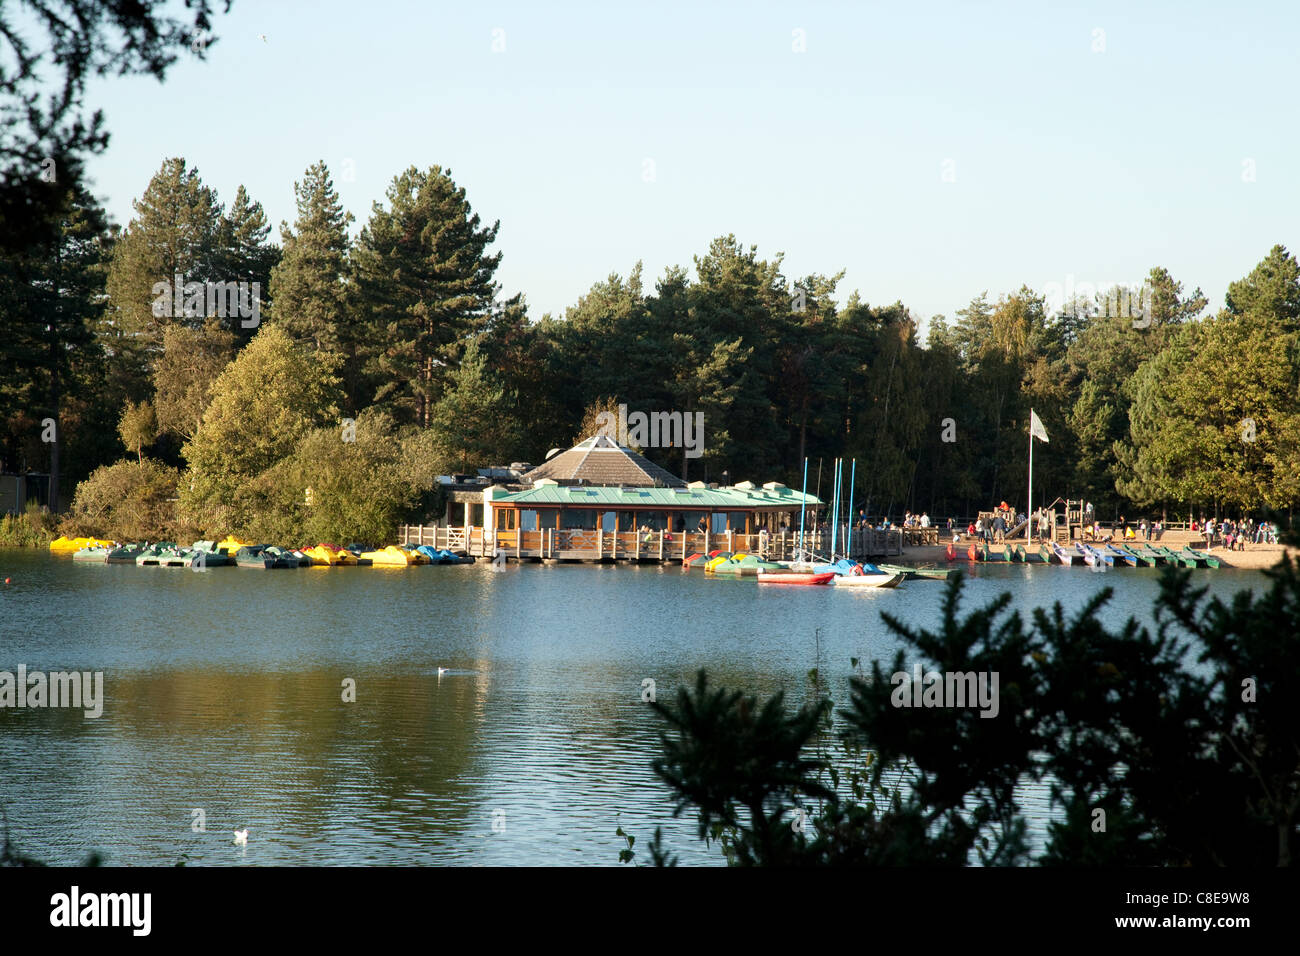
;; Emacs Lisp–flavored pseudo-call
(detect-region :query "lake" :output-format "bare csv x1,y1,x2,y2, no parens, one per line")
0,550,1273,866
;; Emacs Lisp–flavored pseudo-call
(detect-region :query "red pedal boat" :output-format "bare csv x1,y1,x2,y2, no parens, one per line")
684,549,729,568
756,571,836,586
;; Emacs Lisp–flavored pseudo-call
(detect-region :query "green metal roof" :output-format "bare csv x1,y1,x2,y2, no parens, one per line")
494,484,823,510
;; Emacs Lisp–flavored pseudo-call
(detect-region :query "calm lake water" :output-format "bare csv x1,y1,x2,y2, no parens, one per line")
0,550,1272,866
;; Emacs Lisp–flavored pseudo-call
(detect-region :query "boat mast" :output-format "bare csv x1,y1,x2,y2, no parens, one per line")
798,457,808,559
842,457,852,556
830,457,841,561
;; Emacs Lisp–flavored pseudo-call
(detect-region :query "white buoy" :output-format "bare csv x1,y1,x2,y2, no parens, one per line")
233,829,249,846
437,667,448,676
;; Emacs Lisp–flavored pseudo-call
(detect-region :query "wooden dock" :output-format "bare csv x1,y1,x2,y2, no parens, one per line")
398,525,904,563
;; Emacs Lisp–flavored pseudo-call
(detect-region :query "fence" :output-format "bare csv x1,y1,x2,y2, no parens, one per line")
397,525,905,562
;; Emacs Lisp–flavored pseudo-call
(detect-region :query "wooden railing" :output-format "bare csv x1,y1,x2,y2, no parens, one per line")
397,525,906,561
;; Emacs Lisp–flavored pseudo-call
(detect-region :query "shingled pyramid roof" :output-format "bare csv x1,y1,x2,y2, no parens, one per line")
520,435,686,487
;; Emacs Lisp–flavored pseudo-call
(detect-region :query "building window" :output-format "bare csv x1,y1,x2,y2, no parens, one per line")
640,512,668,531
560,509,598,530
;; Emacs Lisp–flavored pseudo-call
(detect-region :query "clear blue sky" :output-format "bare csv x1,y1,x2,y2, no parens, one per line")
84,0,1298,327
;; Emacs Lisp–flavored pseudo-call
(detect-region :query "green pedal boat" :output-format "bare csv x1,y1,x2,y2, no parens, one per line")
1180,547,1220,569
876,563,952,580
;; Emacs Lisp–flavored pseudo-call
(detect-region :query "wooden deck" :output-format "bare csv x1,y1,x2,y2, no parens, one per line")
398,525,904,562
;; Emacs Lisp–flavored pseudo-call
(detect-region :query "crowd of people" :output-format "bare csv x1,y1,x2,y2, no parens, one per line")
1080,514,1162,543
833,503,1284,552
850,510,933,531
1075,504,1280,550
1191,516,1280,550
962,505,1028,544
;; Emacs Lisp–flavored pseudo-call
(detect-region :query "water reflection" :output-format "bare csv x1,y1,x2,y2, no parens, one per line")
0,550,1271,865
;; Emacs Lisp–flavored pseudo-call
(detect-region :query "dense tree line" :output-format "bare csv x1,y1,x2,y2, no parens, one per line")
2,155,1298,541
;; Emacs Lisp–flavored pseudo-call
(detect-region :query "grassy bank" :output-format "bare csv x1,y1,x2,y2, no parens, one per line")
0,504,59,548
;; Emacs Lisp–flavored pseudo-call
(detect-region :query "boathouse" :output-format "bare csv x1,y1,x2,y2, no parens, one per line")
400,435,901,561
519,435,685,487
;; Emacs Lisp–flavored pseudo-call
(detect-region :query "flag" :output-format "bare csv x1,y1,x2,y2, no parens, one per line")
1030,409,1049,443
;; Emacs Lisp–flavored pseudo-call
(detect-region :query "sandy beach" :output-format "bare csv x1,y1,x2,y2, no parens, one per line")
898,536,1299,570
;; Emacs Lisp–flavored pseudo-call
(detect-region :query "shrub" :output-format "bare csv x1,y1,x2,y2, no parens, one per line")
68,458,181,541
0,501,58,547
641,562,1300,866
239,410,452,544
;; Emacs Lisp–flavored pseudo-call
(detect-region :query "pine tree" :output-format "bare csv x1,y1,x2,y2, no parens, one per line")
1117,308,1300,511
1071,267,1207,511
0,182,110,509
269,162,355,396
430,340,520,471
352,166,503,426
1225,244,1300,329
686,236,791,478
103,158,224,386
217,184,279,338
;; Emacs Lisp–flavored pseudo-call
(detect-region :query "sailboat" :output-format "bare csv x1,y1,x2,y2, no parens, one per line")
817,460,904,588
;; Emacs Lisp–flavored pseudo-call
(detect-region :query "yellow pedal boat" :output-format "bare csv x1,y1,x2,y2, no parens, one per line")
302,545,342,566
705,551,749,571
357,545,415,567
50,535,114,553
216,535,251,556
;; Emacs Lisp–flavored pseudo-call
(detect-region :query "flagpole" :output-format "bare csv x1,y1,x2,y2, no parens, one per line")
799,457,808,558
1027,415,1034,545
830,458,841,561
